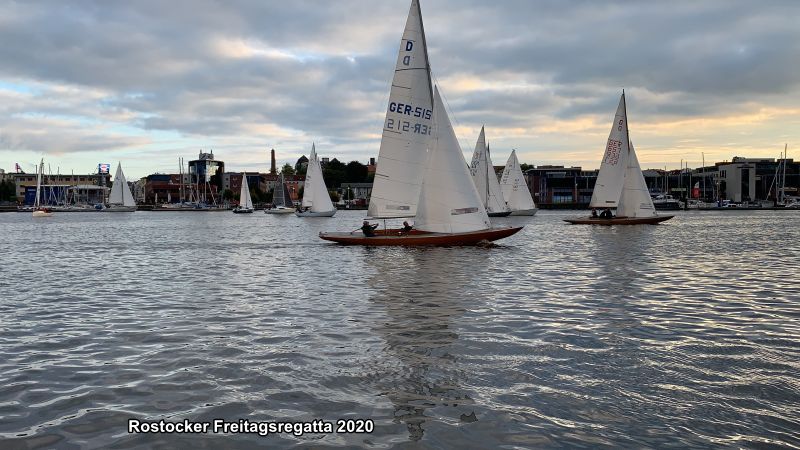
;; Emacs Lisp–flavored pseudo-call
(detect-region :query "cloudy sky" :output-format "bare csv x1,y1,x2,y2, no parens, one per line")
1,0,799,179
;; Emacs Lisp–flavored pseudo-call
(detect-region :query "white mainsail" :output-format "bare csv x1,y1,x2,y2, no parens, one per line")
301,143,335,213
415,86,491,233
109,163,136,207
500,149,536,212
239,173,253,209
589,93,630,208
469,127,509,214
367,0,434,219
617,142,656,218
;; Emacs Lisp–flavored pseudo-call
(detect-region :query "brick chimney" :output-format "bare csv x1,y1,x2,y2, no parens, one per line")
270,149,276,175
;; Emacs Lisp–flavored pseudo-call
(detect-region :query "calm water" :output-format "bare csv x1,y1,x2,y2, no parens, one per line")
1,210,799,449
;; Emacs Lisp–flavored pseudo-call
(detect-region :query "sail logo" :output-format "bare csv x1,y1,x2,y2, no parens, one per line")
602,140,622,166
402,40,414,66
451,207,479,215
388,102,432,120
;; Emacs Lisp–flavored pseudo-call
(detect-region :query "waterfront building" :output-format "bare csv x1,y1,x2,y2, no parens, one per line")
188,150,224,203
525,166,597,209
6,172,111,205
339,182,373,206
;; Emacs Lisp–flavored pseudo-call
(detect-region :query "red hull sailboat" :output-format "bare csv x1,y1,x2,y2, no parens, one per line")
320,0,524,246
566,92,673,226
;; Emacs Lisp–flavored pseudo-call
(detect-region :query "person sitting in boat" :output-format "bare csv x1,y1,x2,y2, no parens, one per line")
591,208,598,218
401,221,413,234
600,208,613,219
361,220,379,237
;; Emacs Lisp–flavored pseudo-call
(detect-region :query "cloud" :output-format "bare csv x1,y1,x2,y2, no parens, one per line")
1,0,799,178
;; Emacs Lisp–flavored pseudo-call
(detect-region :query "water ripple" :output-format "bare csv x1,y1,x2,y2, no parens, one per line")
0,210,799,448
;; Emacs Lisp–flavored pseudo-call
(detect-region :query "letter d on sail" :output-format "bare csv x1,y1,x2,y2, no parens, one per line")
406,41,414,51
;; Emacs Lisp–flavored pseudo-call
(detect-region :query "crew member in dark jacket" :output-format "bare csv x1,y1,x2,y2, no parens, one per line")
361,220,379,237
401,221,413,234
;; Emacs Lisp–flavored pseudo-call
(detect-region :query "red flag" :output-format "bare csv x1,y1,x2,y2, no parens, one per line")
692,182,700,198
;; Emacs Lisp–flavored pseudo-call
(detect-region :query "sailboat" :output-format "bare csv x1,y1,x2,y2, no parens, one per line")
565,92,673,225
32,159,53,217
104,163,137,212
321,88,522,245
470,127,511,217
296,143,336,217
500,150,537,216
320,1,520,245
233,173,254,214
264,172,295,214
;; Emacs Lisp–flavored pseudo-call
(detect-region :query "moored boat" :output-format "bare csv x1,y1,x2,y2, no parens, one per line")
32,159,54,218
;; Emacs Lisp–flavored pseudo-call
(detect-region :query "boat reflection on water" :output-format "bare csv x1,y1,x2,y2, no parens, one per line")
366,248,486,442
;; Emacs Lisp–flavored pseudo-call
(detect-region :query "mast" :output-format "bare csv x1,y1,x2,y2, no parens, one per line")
416,0,434,108
485,142,491,206
782,144,788,204
701,152,705,201
34,160,42,208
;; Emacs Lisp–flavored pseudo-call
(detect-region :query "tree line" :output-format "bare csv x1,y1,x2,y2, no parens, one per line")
0,179,17,202
280,158,374,188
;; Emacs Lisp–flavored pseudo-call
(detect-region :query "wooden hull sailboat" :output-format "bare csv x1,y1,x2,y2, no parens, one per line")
569,92,672,226
319,0,524,246
564,215,673,225
32,209,54,218
510,208,538,216
320,226,522,246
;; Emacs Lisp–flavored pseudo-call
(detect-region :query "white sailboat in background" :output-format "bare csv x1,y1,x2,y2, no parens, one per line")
566,92,672,225
296,143,336,217
265,172,295,214
319,0,523,245
500,150,537,216
233,173,254,214
32,159,53,217
470,127,511,217
105,163,137,212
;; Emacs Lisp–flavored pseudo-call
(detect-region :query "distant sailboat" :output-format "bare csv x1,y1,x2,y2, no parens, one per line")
320,0,521,245
296,143,336,217
500,150,537,216
265,172,295,214
233,173,254,214
105,163,137,212
565,92,673,225
470,127,511,217
32,159,53,217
